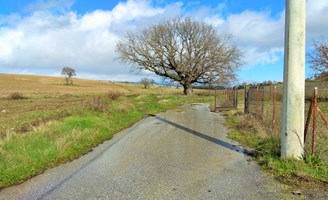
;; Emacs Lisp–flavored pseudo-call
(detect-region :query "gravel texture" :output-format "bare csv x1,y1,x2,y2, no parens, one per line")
0,103,298,200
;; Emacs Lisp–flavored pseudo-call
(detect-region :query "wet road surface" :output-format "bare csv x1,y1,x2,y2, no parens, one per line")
0,103,295,199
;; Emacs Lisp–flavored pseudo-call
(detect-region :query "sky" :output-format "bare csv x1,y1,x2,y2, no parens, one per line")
0,0,328,84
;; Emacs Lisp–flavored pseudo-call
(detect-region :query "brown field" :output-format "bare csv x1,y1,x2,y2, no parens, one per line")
0,74,209,136
0,73,197,97
0,74,129,97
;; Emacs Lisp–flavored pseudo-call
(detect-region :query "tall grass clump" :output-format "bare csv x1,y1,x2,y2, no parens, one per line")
106,91,123,100
7,92,27,100
224,110,328,184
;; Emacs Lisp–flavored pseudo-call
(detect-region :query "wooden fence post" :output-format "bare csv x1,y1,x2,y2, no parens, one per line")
244,85,248,113
261,87,264,119
214,88,217,111
272,86,277,134
312,87,318,156
270,85,272,100
256,86,259,119
234,87,238,109
318,107,328,128
304,100,313,143
225,89,228,105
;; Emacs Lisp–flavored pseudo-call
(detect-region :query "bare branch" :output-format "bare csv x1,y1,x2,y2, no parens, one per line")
308,38,328,81
116,18,243,94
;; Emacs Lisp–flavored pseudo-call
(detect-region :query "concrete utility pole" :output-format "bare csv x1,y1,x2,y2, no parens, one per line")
281,0,306,159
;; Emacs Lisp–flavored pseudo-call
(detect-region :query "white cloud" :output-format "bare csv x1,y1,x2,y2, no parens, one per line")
307,0,328,39
209,0,328,68
110,0,165,22
183,3,285,67
243,48,283,67
0,0,181,80
209,10,285,68
0,29,24,62
221,11,284,50
1,0,328,82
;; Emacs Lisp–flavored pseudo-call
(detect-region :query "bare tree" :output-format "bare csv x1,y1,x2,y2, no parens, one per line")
308,39,328,81
140,78,155,89
61,67,76,84
116,18,243,95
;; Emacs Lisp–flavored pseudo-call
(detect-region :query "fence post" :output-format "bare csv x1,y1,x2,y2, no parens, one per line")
244,85,248,113
318,107,328,128
312,87,318,156
261,86,264,119
234,87,238,109
256,86,259,119
225,89,228,105
214,88,217,111
304,100,313,143
270,84,273,101
272,86,277,134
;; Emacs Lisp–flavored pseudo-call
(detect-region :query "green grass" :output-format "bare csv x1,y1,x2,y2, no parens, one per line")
224,111,328,184
0,93,213,188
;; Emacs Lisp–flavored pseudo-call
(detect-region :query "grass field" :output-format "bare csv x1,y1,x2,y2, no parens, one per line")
0,74,130,97
0,74,184,137
0,74,213,188
224,83,328,186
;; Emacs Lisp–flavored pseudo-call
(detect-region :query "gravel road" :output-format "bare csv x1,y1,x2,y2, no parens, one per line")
0,103,297,200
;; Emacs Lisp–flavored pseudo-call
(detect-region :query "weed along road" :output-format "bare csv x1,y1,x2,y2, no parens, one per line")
0,103,293,200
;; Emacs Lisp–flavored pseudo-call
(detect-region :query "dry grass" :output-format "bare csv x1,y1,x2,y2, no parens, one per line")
0,74,129,98
112,82,180,95
236,115,268,139
0,74,211,138
239,84,328,163
7,92,27,100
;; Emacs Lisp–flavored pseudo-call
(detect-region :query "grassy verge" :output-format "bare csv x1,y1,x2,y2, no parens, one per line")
0,93,212,188
224,111,328,186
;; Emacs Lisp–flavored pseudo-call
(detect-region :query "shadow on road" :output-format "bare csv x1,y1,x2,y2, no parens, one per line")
155,116,255,156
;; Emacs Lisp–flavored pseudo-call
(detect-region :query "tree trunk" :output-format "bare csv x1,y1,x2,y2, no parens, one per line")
183,83,193,95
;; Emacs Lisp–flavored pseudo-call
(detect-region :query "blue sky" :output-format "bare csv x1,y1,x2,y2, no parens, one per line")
0,0,327,84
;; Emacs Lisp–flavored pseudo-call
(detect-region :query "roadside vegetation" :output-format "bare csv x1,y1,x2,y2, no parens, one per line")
224,108,328,187
0,74,213,189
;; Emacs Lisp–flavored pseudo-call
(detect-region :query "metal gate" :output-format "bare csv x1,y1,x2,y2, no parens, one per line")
214,88,238,112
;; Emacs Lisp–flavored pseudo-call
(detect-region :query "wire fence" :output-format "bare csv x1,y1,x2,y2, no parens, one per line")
214,88,238,111
244,83,328,161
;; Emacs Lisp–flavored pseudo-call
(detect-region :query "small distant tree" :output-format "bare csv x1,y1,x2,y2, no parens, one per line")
251,81,258,86
308,38,328,81
61,67,76,84
259,80,273,86
140,78,155,89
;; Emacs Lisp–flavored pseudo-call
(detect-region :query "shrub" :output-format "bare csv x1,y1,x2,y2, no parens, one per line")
106,91,123,100
84,97,108,112
7,92,27,100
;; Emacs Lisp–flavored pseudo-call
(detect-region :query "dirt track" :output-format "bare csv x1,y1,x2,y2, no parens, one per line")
0,103,296,199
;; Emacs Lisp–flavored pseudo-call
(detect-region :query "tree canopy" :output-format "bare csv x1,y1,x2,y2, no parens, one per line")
116,18,243,95
61,67,76,84
308,39,328,81
140,78,155,89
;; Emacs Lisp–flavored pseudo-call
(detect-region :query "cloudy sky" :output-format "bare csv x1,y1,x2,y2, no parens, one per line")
0,0,327,83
